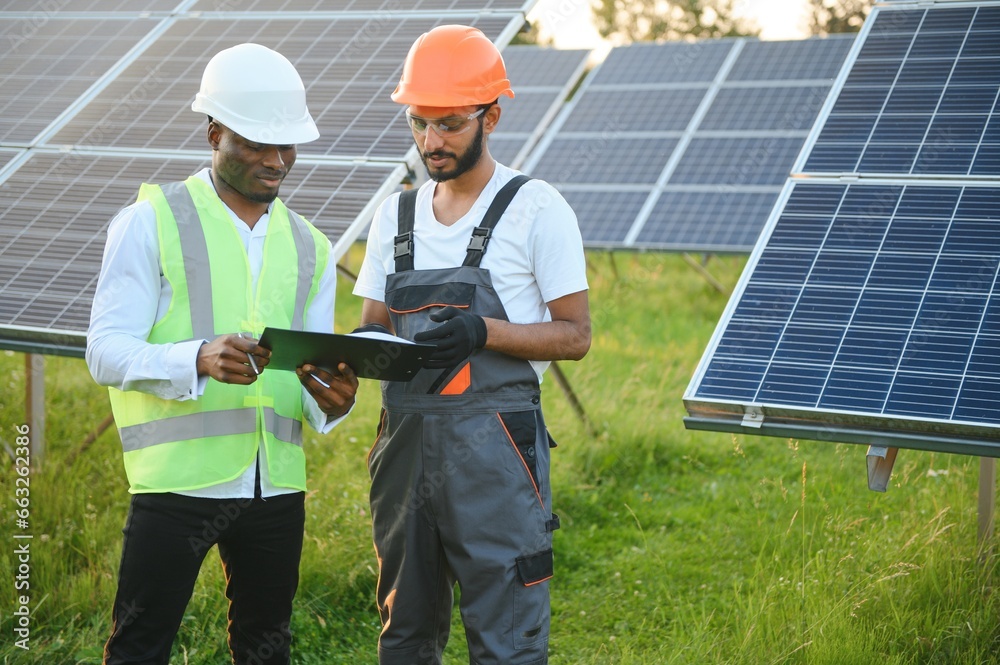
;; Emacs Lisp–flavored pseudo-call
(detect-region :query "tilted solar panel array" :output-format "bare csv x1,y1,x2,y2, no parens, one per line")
0,1,532,356
520,34,855,252
489,45,589,168
685,0,1000,456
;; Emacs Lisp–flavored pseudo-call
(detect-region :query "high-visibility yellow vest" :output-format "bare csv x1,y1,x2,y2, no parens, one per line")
108,176,330,493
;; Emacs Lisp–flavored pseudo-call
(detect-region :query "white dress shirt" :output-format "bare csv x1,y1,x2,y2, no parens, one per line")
87,168,345,498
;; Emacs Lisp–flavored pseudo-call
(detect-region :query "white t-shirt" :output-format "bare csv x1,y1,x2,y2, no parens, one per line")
353,162,589,381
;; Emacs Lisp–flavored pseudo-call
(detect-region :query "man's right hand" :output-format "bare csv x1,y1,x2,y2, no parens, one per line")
196,333,271,384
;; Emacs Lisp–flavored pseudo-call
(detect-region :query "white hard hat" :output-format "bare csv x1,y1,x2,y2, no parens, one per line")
191,43,319,145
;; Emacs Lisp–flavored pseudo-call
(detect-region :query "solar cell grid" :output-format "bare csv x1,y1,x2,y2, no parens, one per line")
727,36,854,81
49,15,514,159
670,137,805,185
523,34,852,252
501,45,589,88
0,1,180,10
804,3,1000,177
700,86,831,131
0,150,18,173
560,190,649,246
0,3,530,353
560,87,705,133
0,152,402,343
637,190,780,251
495,91,566,133
189,0,531,11
488,47,589,167
589,40,734,85
529,137,679,185
0,18,158,144
688,179,1000,438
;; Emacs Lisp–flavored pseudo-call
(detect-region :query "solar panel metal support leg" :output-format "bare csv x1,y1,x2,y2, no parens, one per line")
549,361,597,437
681,254,728,295
25,353,45,468
979,458,996,551
866,445,897,492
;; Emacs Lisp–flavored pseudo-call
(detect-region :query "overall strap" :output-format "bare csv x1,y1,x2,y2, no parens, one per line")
463,175,532,268
394,189,418,273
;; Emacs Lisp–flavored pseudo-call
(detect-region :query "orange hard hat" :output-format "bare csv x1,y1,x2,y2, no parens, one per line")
391,25,514,107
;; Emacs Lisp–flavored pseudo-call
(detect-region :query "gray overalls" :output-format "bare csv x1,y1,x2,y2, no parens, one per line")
368,176,559,665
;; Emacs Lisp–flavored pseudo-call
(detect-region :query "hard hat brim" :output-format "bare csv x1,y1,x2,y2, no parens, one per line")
192,96,320,145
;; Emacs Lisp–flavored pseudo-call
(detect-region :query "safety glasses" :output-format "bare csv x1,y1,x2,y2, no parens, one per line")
405,108,485,137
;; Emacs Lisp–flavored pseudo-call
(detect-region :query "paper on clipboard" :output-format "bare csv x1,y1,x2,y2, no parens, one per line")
258,327,433,381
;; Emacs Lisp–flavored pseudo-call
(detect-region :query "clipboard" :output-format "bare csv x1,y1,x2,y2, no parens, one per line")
258,327,434,382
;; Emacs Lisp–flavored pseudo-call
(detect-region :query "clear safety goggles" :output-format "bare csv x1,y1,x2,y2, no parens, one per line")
405,108,485,137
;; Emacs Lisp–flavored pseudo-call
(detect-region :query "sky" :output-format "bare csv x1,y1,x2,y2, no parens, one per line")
527,0,813,50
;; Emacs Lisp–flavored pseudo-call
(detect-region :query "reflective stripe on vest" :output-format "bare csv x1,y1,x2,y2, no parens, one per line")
162,181,215,340
119,407,303,453
109,176,329,493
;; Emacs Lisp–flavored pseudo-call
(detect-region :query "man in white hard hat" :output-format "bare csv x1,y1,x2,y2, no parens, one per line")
87,43,358,665
353,25,591,665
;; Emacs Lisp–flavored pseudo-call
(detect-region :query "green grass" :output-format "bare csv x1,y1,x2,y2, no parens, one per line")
2,248,999,664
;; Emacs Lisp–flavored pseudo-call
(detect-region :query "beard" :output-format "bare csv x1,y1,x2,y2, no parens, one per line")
420,120,485,182
243,187,280,204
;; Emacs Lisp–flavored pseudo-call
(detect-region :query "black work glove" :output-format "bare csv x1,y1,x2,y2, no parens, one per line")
412,306,487,369
351,322,391,336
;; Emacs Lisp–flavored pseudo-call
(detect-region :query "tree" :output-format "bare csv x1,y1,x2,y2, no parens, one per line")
591,0,758,43
509,19,551,46
808,0,873,35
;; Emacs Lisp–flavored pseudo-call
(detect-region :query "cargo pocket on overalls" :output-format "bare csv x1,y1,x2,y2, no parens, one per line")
513,548,553,648
497,410,541,495
386,282,475,315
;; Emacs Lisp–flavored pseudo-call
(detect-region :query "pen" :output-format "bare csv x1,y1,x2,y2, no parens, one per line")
236,333,259,375
309,373,330,389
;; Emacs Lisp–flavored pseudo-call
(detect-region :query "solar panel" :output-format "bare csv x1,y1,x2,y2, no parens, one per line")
50,15,517,160
803,4,1000,176
188,0,533,11
475,46,591,168
685,1,1000,456
0,17,160,144
0,1,179,10
521,34,855,252
0,4,531,355
0,151,406,353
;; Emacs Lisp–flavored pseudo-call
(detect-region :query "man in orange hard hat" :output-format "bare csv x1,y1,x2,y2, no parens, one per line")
353,24,592,665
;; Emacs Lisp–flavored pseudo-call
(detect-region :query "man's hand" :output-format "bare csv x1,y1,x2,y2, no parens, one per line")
413,306,487,369
196,333,271,384
297,363,359,418
351,322,392,336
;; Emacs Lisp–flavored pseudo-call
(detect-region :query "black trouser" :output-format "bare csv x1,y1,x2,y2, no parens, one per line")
103,491,305,665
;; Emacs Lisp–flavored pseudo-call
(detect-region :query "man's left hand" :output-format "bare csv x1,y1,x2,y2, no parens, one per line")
413,306,487,368
297,362,359,418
